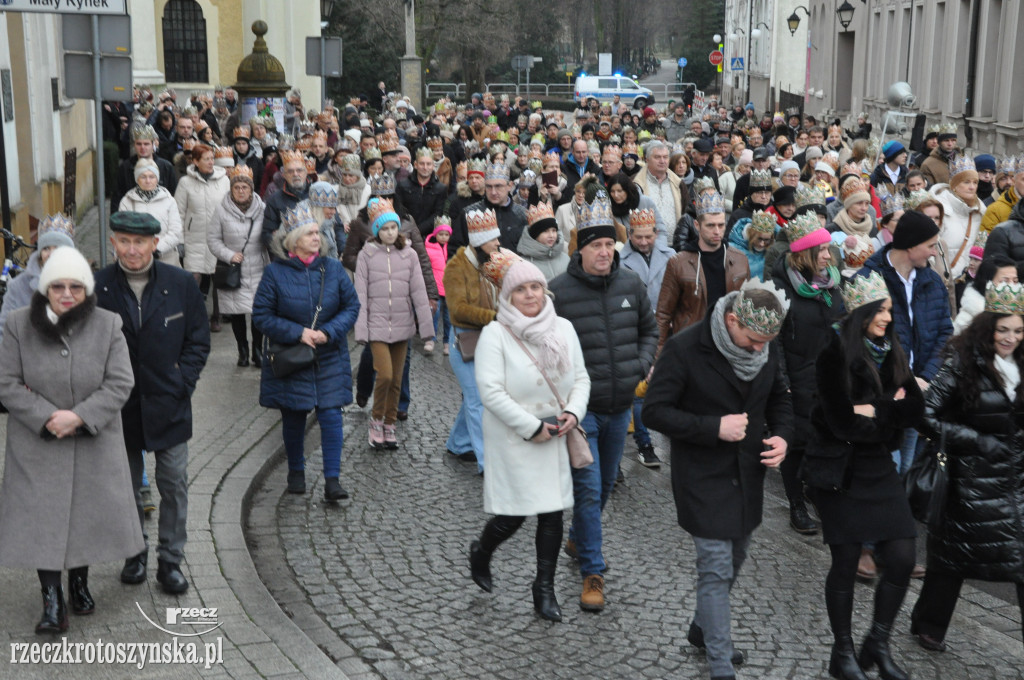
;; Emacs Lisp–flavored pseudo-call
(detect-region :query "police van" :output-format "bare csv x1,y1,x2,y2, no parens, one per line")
574,74,654,110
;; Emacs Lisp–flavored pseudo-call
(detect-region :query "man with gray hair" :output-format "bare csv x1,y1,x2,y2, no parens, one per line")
634,140,683,229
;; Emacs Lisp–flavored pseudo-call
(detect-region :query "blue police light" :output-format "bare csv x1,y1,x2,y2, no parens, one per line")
613,72,622,77
579,72,586,77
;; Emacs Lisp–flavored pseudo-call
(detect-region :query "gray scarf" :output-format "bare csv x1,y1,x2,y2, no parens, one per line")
710,291,771,382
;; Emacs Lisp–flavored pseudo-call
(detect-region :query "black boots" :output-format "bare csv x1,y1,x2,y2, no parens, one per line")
324,477,348,502
825,587,869,680
532,516,562,622
469,516,524,594
287,469,305,494
469,541,493,592
156,559,189,594
789,498,820,535
120,551,147,584
858,581,909,680
237,342,250,367
35,586,68,634
251,342,262,368
68,569,94,615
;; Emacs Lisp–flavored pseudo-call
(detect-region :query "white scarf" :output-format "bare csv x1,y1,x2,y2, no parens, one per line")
993,354,1020,402
496,295,569,376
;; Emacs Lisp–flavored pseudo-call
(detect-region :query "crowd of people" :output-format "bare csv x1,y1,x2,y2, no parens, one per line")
3,82,1024,680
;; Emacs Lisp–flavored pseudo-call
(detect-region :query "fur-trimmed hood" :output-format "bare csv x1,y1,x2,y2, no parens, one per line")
29,291,97,345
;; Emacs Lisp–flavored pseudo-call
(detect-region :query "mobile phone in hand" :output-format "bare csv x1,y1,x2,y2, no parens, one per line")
540,415,560,427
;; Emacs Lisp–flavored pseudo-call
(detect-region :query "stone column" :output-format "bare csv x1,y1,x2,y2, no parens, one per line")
400,0,422,112
128,0,165,84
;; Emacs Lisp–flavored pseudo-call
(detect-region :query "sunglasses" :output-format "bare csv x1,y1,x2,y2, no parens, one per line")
50,283,86,294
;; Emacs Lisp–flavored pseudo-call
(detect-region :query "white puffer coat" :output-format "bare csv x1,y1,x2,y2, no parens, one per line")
931,183,987,279
175,165,229,274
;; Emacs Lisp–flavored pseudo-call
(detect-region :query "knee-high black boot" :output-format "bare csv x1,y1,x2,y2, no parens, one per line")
251,319,263,368
532,513,563,622
229,315,249,366
825,587,869,680
469,515,523,593
859,581,909,680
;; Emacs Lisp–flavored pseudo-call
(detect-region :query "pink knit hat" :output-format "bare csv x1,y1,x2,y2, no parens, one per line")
969,245,985,261
498,260,547,301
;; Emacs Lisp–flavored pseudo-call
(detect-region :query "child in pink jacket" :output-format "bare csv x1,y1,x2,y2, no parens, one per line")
424,216,452,355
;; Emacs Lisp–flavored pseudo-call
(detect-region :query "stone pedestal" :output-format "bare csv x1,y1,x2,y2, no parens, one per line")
128,0,164,84
400,56,422,113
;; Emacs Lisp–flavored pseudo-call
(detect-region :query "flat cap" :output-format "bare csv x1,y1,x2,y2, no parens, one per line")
110,211,161,235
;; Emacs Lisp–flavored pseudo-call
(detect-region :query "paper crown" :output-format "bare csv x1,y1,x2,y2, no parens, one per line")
628,208,657,230
531,101,543,110
839,177,869,203
227,165,253,181
181,138,197,152
425,136,443,151
304,157,317,174
481,248,523,288
622,141,639,156
999,155,1018,175
232,127,250,140
748,169,773,191
795,183,826,209
938,122,958,137
843,235,876,269
131,124,158,142
733,279,790,337
602,145,622,159
214,146,234,158
842,271,890,312
526,201,555,226
415,146,434,161
308,183,337,207
527,158,543,175
377,136,400,154
366,197,395,226
282,204,318,233
312,129,328,144
692,176,716,196
485,162,510,181
363,147,382,161
578,191,614,229
368,173,396,196
749,210,777,235
984,281,1024,315
529,133,545,147
339,154,362,174
467,158,487,176
38,213,75,240
786,212,826,244
294,137,312,152
904,189,931,211
466,208,500,245
434,214,452,228
948,153,976,178
433,99,447,113
876,184,906,217
695,191,726,216
974,229,989,251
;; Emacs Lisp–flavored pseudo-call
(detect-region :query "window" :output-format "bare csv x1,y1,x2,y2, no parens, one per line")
620,79,638,90
162,0,208,83
598,79,618,89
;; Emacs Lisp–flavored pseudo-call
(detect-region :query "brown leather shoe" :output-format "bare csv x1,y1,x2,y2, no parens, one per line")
579,574,605,612
857,549,877,580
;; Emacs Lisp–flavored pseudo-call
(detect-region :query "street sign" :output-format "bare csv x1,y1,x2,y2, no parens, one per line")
709,50,724,66
63,14,130,54
677,57,688,68
730,57,744,71
0,0,127,15
305,37,343,77
63,53,131,99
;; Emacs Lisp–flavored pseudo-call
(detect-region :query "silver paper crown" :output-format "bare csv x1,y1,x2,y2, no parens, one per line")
733,278,790,336
38,213,76,239
282,203,318,233
308,183,337,208
948,154,976,178
998,155,1018,176
904,189,932,211
130,124,158,142
484,161,510,182
693,176,716,195
749,210,777,235
875,184,906,217
748,169,773,191
695,191,726,216
368,173,396,196
578,191,614,230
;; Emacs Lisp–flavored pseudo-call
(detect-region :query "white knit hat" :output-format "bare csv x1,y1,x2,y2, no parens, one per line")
37,246,94,296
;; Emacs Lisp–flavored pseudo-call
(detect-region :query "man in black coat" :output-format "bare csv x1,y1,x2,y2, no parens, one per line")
111,125,178,214
559,139,600,206
548,194,658,613
397,148,448,236
451,163,527,254
95,212,210,595
262,151,312,254
643,282,792,680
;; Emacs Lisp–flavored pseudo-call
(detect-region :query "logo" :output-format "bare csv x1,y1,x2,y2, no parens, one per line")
620,299,631,309
136,603,223,637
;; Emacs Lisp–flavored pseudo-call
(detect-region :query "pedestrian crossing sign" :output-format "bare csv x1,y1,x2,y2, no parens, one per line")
731,57,744,71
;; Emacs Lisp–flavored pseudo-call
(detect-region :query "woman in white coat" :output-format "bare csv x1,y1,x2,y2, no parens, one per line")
468,259,590,623
930,155,987,280
118,159,182,266
175,143,230,330
208,166,267,367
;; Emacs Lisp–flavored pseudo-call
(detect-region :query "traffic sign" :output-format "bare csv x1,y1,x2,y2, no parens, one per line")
677,57,688,68
709,50,724,66
0,0,127,14
730,57,744,71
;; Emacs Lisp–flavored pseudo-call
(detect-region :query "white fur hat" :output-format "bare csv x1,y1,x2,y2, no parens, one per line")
37,246,94,296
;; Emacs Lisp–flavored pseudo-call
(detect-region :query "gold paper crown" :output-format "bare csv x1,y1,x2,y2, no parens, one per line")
579,192,614,229
904,189,931,211
939,122,958,136
527,201,555,226
426,136,443,151
928,123,942,135
232,127,250,140
842,271,890,312
294,138,312,152
214,146,234,158
313,129,328,144
467,158,487,175
38,213,75,240
304,157,317,173
317,110,333,124
733,279,790,337
695,191,725,216
876,185,906,217
181,138,197,152
984,281,1024,314
130,124,158,142
839,177,869,203
282,204,318,233
377,136,399,154
485,162,510,182
531,101,542,110
622,141,639,156
481,248,523,288
628,208,657,231
227,165,253,180
749,210,777,235
363,147,382,161
786,212,824,243
795,183,826,209
366,197,394,226
433,99,446,113
843,235,875,269
948,153,976,178
368,173,396,196
748,169,773,191
692,176,716,196
466,208,499,236
415,146,434,160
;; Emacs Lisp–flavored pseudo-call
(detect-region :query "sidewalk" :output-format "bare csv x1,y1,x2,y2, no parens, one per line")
0,205,347,678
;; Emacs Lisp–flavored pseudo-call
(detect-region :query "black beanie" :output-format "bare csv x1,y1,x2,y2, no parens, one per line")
773,186,796,206
892,211,940,250
528,217,558,240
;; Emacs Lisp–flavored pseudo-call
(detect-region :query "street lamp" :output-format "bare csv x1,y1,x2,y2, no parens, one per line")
836,1,856,31
319,0,336,105
786,6,812,106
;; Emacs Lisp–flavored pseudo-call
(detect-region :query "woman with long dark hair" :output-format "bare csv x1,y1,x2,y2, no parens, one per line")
910,282,1024,652
803,272,924,680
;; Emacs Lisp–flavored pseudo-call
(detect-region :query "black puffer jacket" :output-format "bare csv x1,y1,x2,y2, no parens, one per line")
920,351,1024,582
548,253,658,414
983,199,1024,265
396,174,448,237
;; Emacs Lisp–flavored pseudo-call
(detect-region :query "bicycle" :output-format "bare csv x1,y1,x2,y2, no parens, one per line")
0,228,37,305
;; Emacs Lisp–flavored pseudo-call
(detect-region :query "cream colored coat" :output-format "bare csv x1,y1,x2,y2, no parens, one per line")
175,165,229,274
475,315,590,516
931,184,987,278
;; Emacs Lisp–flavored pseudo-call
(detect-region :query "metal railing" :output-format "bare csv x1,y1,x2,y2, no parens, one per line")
424,81,698,104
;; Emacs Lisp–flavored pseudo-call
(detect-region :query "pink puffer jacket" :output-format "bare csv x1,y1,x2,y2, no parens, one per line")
354,240,434,344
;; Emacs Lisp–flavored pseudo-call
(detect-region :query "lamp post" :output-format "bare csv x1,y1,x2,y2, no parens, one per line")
319,0,335,106
713,33,723,96
836,1,856,31
787,5,812,105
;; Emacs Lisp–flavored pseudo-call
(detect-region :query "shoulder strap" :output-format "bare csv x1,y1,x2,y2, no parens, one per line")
310,265,327,330
241,217,257,251
500,323,566,409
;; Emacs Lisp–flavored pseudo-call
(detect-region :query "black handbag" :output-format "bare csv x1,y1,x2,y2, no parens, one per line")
905,427,949,530
265,266,326,378
213,218,256,290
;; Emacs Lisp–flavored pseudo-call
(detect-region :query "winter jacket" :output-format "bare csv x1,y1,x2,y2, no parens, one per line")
443,246,498,330
719,170,740,215
111,153,178,215
95,261,211,453
336,176,368,229
656,243,750,353
728,218,773,281
548,253,658,414
921,148,952,187
261,178,311,252
559,157,600,206
252,240,360,411
555,200,581,248
920,351,1024,582
233,146,264,191
454,197,529,254
952,285,985,336
771,256,845,449
869,162,907,190
424,231,449,297
517,228,570,282
983,198,1024,264
207,192,268,315
619,239,676,310
174,165,230,274
397,174,448,237
354,240,434,344
642,315,794,539
727,197,770,232
342,214,437,300
931,184,986,278
119,186,183,265
981,187,1019,233
445,183,485,257
0,250,43,343
633,166,683,224
858,246,953,381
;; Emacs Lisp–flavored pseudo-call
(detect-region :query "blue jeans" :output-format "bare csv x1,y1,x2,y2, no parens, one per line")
445,330,485,472
691,533,752,678
357,342,412,411
433,297,451,344
569,409,631,576
632,396,651,447
891,428,918,476
281,407,344,479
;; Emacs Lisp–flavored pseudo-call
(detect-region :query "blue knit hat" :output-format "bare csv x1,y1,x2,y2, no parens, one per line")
367,197,400,237
882,140,906,163
975,154,996,173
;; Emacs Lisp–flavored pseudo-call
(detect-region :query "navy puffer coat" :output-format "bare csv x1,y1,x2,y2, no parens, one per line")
253,245,360,411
